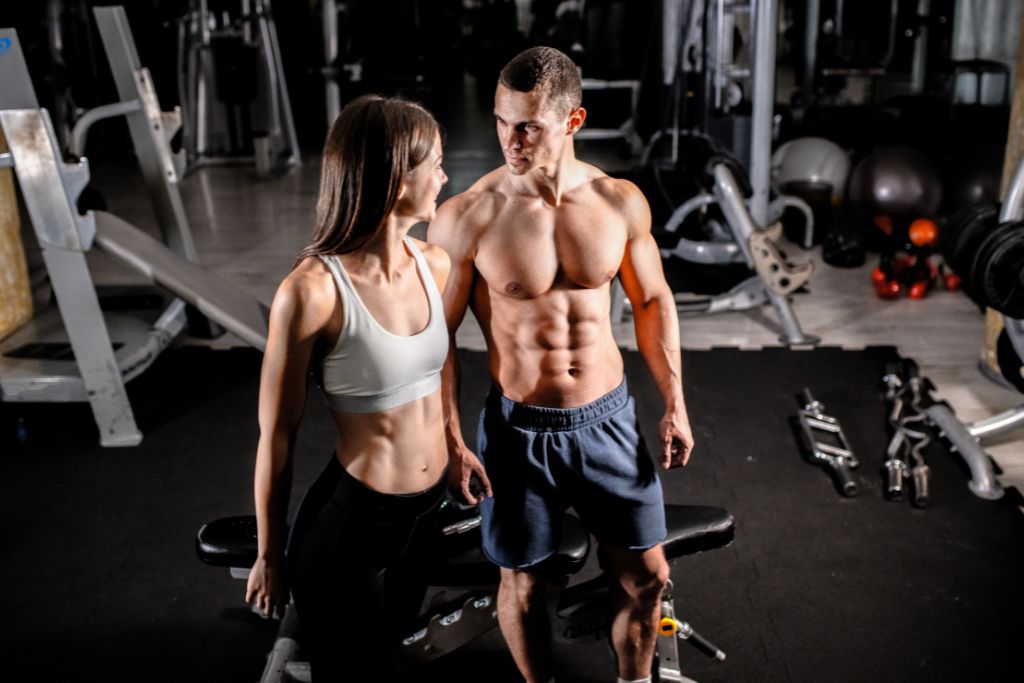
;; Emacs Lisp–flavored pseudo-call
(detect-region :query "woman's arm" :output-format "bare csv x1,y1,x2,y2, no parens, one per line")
246,261,335,618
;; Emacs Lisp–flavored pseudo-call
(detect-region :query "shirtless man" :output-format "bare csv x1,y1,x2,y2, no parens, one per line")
428,47,694,683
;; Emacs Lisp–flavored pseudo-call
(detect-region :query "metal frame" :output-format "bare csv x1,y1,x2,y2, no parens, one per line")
0,31,143,445
1,15,268,446
748,0,776,227
634,2,818,345
322,0,342,127
91,6,197,261
956,156,1024,446
615,161,818,344
889,156,1024,500
576,78,643,154
178,0,300,170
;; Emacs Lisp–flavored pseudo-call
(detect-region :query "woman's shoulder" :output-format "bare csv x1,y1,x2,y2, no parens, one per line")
272,256,339,323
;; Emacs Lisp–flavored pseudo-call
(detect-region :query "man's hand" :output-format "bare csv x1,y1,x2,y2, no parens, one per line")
448,444,493,505
659,409,694,469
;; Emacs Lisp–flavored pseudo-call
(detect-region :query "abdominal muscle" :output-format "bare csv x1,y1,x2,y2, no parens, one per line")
328,389,448,494
482,287,625,407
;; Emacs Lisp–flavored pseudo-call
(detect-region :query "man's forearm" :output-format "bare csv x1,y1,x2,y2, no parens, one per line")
633,289,685,411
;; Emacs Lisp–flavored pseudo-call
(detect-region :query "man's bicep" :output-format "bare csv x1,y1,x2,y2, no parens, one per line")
427,203,477,331
620,231,670,308
426,200,459,250
618,190,669,307
442,252,477,331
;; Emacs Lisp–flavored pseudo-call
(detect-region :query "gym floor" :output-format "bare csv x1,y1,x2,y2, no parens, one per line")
84,72,1024,498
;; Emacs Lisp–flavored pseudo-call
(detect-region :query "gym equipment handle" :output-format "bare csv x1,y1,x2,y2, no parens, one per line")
885,460,905,500
832,457,858,497
912,465,930,508
659,616,727,661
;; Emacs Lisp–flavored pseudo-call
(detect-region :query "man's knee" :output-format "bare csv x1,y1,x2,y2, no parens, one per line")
499,568,546,609
616,554,670,605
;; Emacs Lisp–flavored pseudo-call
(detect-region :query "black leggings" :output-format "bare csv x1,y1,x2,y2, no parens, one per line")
286,455,446,682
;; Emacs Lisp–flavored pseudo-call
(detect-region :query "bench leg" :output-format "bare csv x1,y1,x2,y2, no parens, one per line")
259,603,305,683
657,587,688,683
656,581,725,683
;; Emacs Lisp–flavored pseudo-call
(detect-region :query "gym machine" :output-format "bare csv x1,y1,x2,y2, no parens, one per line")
320,0,350,128
197,500,735,683
624,1,819,346
530,1,647,155
922,154,1024,500
176,0,300,172
0,9,269,447
612,150,818,346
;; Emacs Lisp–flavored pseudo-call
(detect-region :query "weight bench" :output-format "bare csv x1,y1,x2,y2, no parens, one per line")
197,502,734,683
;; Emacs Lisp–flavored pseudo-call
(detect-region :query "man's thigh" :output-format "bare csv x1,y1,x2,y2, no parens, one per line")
568,396,667,551
477,406,570,569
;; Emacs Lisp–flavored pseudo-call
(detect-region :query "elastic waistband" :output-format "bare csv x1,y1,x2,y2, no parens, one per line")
331,456,447,519
488,379,629,432
322,373,441,414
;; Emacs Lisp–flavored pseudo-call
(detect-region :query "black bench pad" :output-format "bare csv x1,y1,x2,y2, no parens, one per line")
196,504,734,579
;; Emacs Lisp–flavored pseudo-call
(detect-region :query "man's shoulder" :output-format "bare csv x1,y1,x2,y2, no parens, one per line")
407,236,450,271
436,169,510,226
581,171,651,234
588,173,645,208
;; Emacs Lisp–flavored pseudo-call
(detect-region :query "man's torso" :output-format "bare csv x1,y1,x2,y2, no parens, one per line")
468,168,631,407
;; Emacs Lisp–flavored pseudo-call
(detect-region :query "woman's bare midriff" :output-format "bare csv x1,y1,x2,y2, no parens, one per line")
329,389,448,494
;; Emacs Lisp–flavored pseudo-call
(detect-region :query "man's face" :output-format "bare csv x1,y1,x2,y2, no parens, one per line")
493,84,578,175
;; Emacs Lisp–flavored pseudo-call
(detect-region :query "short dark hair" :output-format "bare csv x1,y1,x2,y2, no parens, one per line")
499,46,581,116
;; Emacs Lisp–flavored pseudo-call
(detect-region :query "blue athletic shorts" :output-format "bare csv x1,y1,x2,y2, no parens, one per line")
477,379,667,569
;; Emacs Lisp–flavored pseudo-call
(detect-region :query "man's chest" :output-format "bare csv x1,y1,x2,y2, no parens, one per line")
474,205,628,298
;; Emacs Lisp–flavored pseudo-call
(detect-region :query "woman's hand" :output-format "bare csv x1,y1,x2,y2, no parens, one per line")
245,557,287,619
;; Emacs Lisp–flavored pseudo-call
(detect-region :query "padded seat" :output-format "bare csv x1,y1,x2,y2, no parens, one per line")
195,504,733,576
196,516,260,568
430,513,591,586
662,504,735,559
194,511,592,582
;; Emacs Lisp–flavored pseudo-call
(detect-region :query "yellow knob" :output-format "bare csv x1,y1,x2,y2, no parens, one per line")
658,616,677,636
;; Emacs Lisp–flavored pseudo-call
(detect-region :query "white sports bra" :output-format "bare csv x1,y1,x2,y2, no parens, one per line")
318,238,448,413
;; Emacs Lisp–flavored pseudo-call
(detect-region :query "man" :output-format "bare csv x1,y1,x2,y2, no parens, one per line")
428,46,694,683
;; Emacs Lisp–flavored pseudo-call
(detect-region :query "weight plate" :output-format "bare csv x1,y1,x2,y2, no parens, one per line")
979,224,1024,317
941,200,998,268
968,220,1020,308
996,329,1024,393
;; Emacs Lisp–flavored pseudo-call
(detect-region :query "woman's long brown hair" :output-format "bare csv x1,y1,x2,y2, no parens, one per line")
295,95,438,265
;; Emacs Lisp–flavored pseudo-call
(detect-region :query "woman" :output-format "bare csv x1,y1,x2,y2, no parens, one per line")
245,95,450,680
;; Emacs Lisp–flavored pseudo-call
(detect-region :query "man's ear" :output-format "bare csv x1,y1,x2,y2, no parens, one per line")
567,106,587,135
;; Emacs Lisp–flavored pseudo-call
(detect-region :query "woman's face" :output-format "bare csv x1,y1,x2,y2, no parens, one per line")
397,132,447,223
